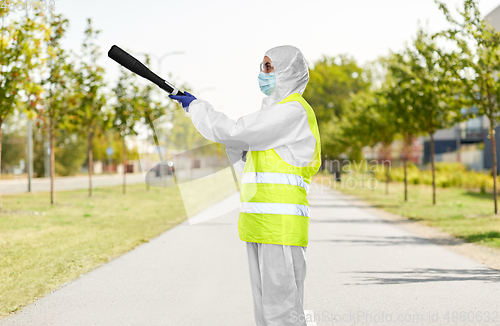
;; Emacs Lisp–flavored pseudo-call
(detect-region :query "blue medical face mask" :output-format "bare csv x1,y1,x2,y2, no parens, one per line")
258,72,276,96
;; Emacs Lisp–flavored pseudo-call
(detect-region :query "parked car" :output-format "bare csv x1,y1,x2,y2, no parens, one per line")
152,161,174,177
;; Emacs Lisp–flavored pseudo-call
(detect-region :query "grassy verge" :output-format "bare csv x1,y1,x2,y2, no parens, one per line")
0,177,237,317
313,174,500,249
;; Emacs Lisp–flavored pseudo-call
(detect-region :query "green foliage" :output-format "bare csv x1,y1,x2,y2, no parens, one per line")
303,55,371,159
374,162,495,190
342,90,399,161
139,55,170,128
32,128,45,178
168,108,208,152
0,12,48,124
54,131,87,176
314,115,345,159
0,115,26,173
30,126,89,178
434,0,500,125
92,131,138,163
394,29,466,138
35,13,77,136
112,68,142,138
89,131,107,161
434,0,500,211
1,131,26,173
381,52,424,144
0,12,49,206
72,18,108,137
304,55,370,121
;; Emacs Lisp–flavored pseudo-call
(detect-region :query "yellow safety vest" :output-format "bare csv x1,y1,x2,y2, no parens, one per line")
238,92,321,247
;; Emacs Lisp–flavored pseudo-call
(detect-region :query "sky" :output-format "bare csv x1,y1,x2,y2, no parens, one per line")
8,0,500,121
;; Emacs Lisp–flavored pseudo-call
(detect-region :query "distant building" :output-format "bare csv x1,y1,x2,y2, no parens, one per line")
485,4,500,30
416,5,500,172
419,115,487,171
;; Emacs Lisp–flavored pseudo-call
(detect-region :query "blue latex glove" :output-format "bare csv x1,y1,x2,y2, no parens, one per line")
169,91,197,112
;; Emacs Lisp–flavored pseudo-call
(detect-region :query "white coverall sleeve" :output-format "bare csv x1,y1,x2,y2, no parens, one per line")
188,99,308,152
225,145,246,175
232,159,245,175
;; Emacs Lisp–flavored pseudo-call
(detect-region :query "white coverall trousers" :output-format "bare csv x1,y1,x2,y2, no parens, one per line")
246,242,307,326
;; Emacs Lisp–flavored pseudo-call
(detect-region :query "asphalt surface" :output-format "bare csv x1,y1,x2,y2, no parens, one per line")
1,173,145,195
1,182,500,326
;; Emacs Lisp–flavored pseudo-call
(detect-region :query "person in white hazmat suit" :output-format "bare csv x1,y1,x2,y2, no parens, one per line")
169,45,321,326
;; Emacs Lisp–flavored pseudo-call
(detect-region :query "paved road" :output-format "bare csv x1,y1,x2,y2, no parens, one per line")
1,183,500,325
1,173,145,195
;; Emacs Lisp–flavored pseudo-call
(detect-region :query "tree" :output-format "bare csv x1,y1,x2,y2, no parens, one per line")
112,67,142,194
435,0,500,213
397,29,466,205
382,52,425,201
304,55,370,120
303,55,371,159
39,13,75,205
73,18,108,197
344,91,399,194
399,134,419,201
341,91,381,160
0,10,48,208
138,65,169,190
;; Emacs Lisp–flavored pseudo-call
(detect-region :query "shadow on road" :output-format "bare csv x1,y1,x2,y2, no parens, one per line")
309,234,464,246
343,267,500,285
309,218,420,225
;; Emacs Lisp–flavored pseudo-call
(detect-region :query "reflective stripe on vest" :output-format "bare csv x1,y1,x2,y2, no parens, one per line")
241,172,310,194
240,202,310,217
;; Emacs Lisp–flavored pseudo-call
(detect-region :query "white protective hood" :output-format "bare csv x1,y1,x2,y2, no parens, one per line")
260,45,310,110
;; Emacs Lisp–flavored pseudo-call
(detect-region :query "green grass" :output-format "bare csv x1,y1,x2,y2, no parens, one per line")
313,174,500,249
0,178,237,317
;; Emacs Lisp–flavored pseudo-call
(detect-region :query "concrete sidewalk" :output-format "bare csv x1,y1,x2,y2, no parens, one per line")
1,183,499,325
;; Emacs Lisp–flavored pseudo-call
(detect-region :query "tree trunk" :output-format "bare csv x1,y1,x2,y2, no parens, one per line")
0,118,3,210
50,117,55,205
371,147,376,191
148,122,161,191
430,133,436,205
404,159,408,202
490,122,498,214
88,131,93,197
385,163,389,195
123,137,127,195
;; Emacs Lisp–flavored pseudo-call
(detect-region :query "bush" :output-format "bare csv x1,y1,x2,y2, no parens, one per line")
373,162,497,191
